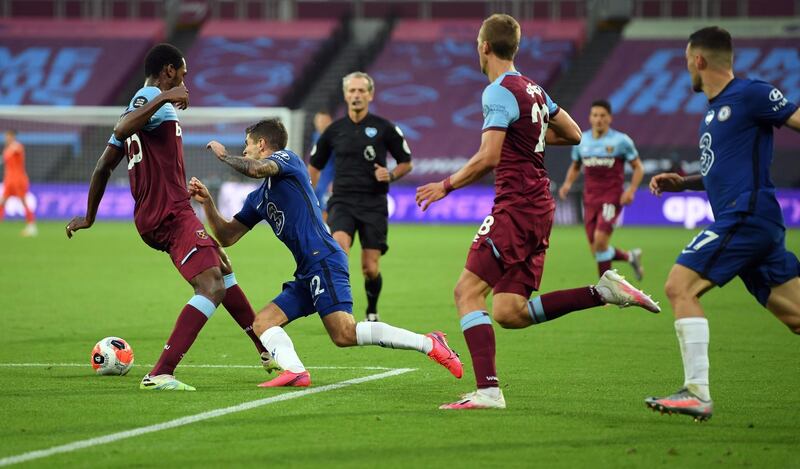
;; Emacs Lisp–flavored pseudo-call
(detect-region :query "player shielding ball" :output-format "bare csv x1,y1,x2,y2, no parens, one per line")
66,44,275,391
558,100,645,279
190,118,462,387
416,14,660,410
645,27,800,421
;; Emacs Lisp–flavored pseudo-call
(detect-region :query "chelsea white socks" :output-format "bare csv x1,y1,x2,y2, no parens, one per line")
675,317,711,401
259,326,305,373
356,322,433,353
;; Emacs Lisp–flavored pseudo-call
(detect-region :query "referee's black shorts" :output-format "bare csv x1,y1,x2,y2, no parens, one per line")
327,193,389,254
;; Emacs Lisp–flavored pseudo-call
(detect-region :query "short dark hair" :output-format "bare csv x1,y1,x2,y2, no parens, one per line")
590,99,612,114
144,43,184,78
479,14,520,61
688,26,732,54
246,118,288,151
5,129,17,135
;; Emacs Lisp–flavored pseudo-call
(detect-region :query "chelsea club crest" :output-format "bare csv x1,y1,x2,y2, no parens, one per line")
365,127,377,138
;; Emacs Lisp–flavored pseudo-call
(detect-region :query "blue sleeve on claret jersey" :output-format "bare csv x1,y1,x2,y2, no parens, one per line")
482,83,520,130
108,133,123,149
233,189,263,229
620,133,639,161
570,140,581,161
745,80,798,128
544,91,559,116
125,86,179,132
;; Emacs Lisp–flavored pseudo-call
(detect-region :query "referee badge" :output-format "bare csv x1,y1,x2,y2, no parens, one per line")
718,106,731,122
365,127,378,138
363,145,376,161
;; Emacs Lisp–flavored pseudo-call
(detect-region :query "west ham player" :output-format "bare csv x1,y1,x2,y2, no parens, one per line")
189,118,462,387
646,27,800,421
309,72,413,323
1,130,37,236
66,44,275,391
416,14,660,410
558,100,645,279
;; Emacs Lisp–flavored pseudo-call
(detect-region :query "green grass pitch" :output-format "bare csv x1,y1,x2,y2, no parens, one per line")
1,221,798,467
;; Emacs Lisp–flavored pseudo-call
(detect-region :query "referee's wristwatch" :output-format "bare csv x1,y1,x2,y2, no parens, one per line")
389,171,397,182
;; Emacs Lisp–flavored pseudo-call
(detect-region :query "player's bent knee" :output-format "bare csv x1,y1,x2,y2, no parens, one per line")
663,278,686,302
492,308,524,329
330,327,357,347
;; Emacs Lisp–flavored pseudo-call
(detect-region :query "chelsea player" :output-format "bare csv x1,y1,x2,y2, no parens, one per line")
646,27,800,421
190,118,462,387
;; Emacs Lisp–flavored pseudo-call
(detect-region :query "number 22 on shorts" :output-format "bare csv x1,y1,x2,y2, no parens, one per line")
310,275,326,297
473,215,495,243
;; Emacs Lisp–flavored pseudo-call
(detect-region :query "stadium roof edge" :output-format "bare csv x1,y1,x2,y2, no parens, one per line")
623,18,800,39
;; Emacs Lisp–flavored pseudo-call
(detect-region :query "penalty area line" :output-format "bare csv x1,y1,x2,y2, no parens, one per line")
0,362,397,370
0,367,415,467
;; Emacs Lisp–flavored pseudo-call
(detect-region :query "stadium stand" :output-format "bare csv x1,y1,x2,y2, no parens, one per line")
0,19,164,182
185,19,338,107
571,19,800,186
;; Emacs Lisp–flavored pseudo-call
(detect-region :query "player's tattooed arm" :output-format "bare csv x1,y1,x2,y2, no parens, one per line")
207,141,280,179
219,154,280,179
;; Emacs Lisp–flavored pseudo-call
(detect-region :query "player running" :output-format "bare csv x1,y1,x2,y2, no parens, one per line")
416,14,660,410
1,130,37,236
645,26,800,422
190,118,462,387
66,44,275,391
558,100,645,279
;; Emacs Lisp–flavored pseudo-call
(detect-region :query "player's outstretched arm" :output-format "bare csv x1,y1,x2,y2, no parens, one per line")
784,108,800,133
649,173,704,196
558,161,581,200
188,177,249,247
207,141,280,179
113,85,189,141
546,108,582,145
66,145,125,238
415,130,504,211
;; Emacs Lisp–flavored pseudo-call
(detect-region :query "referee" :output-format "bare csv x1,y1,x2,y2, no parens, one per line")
309,71,413,322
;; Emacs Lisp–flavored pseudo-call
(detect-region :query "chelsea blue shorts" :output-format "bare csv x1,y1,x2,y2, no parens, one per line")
676,214,800,306
272,251,353,321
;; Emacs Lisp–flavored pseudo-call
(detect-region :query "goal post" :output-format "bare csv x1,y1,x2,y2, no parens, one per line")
0,105,305,220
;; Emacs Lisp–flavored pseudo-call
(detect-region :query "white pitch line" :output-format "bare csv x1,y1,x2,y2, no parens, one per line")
0,363,395,370
0,367,415,467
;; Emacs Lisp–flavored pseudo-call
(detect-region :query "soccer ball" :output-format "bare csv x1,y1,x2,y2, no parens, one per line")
91,337,135,376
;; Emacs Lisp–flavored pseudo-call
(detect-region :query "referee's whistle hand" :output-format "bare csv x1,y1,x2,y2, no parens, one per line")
374,163,391,182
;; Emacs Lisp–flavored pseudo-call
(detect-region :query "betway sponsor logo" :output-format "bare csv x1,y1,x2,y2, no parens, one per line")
582,156,615,168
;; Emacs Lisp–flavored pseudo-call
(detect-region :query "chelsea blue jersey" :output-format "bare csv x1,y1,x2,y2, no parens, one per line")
699,78,797,223
233,149,342,274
